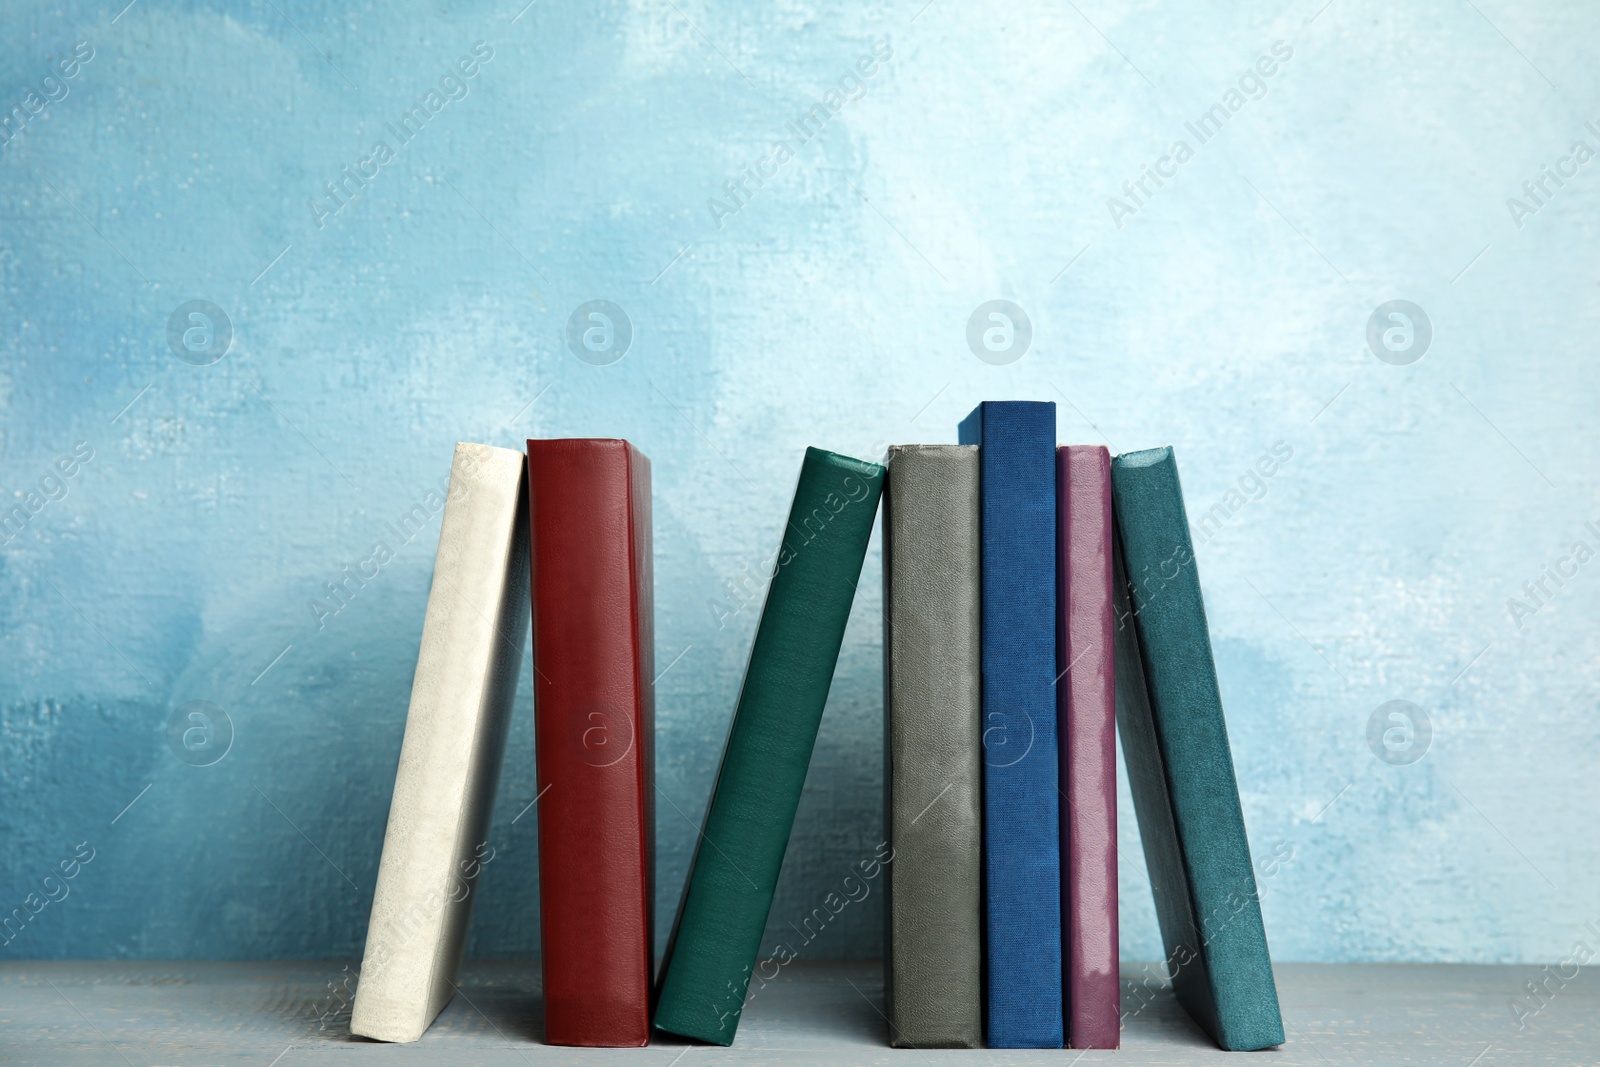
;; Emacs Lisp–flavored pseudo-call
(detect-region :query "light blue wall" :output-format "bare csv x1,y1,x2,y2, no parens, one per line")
2,0,1596,965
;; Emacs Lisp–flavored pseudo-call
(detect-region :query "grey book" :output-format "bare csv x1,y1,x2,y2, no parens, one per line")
882,444,983,1049
350,443,530,1043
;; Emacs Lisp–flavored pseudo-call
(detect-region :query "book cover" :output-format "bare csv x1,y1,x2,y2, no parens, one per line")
351,442,529,1044
882,445,983,1049
528,438,655,1047
653,447,885,1046
1110,445,1284,1051
1056,445,1120,1049
958,401,1064,1049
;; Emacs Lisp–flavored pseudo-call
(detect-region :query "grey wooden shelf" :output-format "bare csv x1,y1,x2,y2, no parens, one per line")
1,959,1585,1065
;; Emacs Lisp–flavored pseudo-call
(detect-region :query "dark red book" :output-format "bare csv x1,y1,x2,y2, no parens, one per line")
528,438,654,1047
1057,445,1119,1048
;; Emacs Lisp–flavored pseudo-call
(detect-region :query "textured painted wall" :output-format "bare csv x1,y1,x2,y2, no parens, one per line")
2,0,1596,967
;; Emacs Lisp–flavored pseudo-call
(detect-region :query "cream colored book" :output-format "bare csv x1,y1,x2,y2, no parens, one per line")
350,443,529,1043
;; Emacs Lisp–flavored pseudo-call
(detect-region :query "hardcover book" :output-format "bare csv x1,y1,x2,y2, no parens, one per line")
653,447,885,1046
958,401,1064,1049
351,443,529,1043
528,438,655,1047
882,445,983,1049
1110,445,1284,1051
1056,445,1120,1049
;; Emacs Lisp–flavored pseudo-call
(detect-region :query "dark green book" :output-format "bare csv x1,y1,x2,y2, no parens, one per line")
654,447,886,1045
1110,446,1284,1051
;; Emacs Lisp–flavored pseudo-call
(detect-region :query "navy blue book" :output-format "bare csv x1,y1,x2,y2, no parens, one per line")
958,401,1064,1049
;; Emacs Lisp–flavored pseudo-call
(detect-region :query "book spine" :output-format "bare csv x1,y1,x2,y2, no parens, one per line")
529,439,654,1047
1110,446,1284,1051
352,442,529,1044
883,445,983,1049
653,447,885,1046
1056,445,1120,1049
958,401,1064,1049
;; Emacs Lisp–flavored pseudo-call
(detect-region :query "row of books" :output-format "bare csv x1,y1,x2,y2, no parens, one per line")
348,401,1283,1052
885,404,1282,1051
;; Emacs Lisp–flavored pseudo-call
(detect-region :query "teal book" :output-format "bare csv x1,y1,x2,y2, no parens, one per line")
1110,446,1284,1051
654,447,886,1045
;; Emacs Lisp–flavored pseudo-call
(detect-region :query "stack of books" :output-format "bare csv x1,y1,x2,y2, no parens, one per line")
884,403,1283,1051
347,405,1284,1052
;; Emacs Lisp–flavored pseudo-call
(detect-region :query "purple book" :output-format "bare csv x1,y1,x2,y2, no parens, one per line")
1057,445,1120,1048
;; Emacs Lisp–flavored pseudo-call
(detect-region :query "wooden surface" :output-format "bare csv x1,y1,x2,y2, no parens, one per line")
0,960,1587,1065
